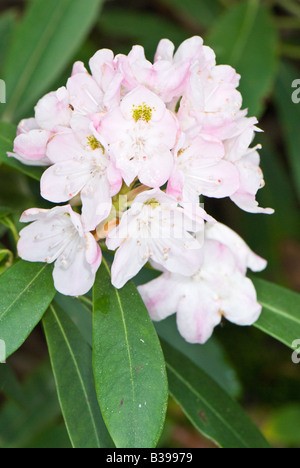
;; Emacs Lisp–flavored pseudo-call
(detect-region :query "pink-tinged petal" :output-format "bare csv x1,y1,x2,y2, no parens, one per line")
13,129,51,162
46,131,81,163
20,208,49,223
155,39,175,62
222,274,262,326
99,108,131,147
174,36,204,63
205,222,267,273
185,134,225,160
201,239,237,277
67,73,103,115
18,205,99,296
106,208,141,252
110,149,138,187
18,206,76,263
81,175,112,231
211,65,241,88
120,85,166,122
20,205,74,224
138,149,174,188
110,238,148,289
107,162,123,196
18,221,56,263
85,232,102,273
224,118,258,162
187,159,240,199
138,272,182,321
152,60,191,103
117,46,152,89
7,151,50,167
17,118,39,135
89,49,115,89
41,160,91,203
68,208,84,237
70,113,94,140
53,245,97,296
103,72,123,110
71,61,88,76
151,237,203,277
35,88,71,130
231,191,274,215
176,283,222,344
230,151,274,214
167,167,185,201
131,187,174,206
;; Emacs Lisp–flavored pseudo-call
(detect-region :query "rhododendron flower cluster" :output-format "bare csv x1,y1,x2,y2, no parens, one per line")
10,37,274,344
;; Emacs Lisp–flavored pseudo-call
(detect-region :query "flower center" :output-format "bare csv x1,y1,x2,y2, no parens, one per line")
132,103,154,123
87,135,105,153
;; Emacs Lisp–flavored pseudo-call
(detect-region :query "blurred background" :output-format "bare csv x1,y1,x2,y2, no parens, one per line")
0,0,300,448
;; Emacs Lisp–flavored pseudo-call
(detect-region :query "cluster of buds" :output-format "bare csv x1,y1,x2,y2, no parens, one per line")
9,37,274,343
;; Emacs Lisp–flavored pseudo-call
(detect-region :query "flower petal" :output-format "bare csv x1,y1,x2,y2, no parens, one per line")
13,129,51,162
222,274,262,326
110,238,148,289
41,160,91,203
176,282,222,344
53,243,98,296
138,272,182,321
35,87,71,130
81,173,112,231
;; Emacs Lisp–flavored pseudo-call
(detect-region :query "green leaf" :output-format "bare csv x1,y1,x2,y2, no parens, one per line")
0,364,26,408
55,293,93,346
264,404,300,447
1,0,105,123
0,121,44,180
99,9,188,59
43,303,114,448
0,9,16,75
274,62,300,201
26,423,72,449
0,261,55,358
0,361,62,448
253,278,300,349
93,259,168,448
158,0,222,29
208,0,278,116
161,339,270,448
0,249,13,275
155,315,241,398
0,207,12,221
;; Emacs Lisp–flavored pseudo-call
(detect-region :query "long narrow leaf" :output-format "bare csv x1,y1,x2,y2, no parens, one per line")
155,316,241,398
43,303,113,448
161,339,270,448
0,10,16,74
0,364,26,408
1,0,105,122
0,361,61,448
254,278,300,349
93,259,168,448
0,261,55,358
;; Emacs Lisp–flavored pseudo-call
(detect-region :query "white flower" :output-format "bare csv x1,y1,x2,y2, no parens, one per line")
138,222,267,344
106,189,207,289
18,206,102,296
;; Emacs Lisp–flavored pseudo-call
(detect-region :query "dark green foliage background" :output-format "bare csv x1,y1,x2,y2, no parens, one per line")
0,0,300,448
